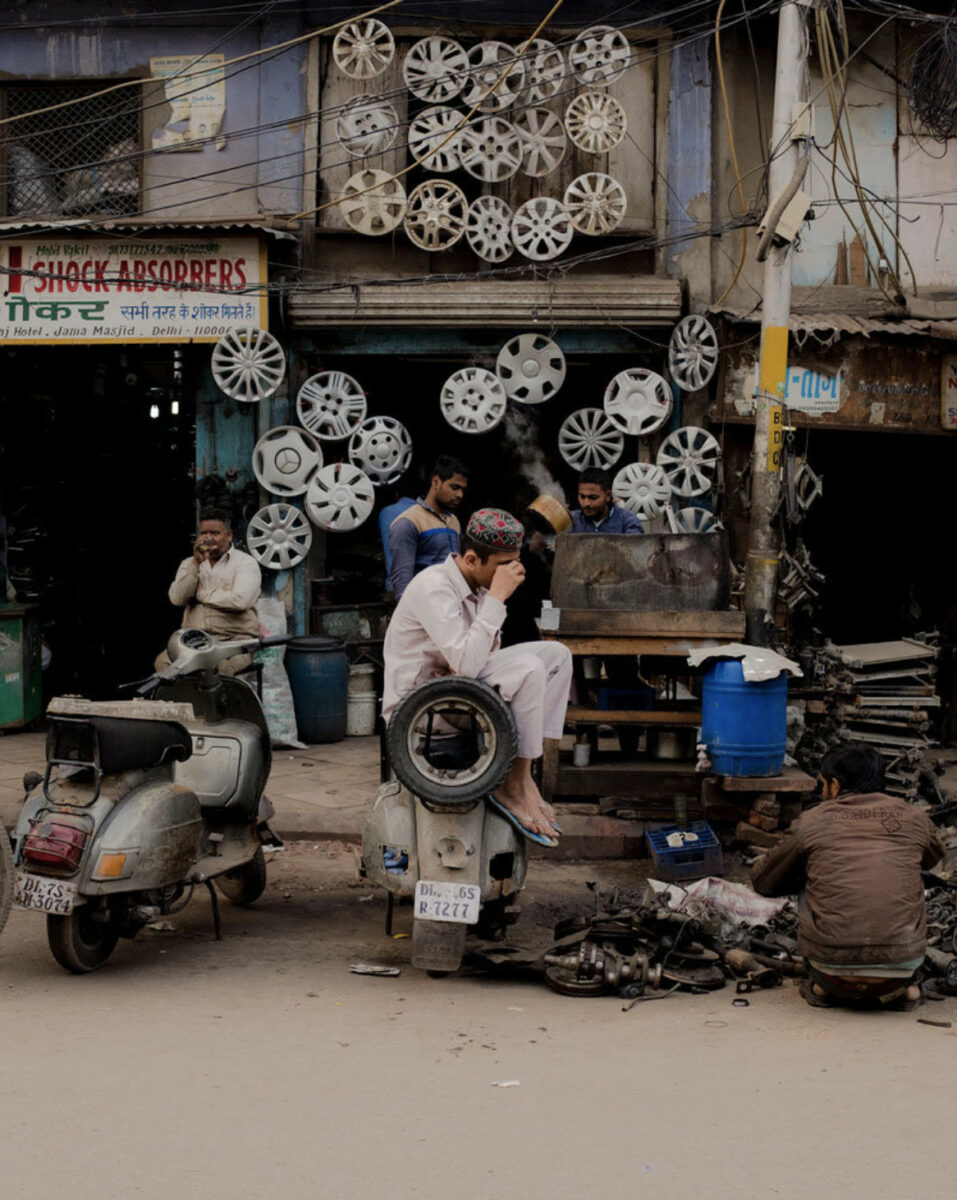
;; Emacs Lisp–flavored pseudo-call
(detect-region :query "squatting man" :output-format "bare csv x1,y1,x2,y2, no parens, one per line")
383,508,572,846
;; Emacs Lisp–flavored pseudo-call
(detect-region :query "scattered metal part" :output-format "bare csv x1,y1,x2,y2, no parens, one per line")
350,962,401,976
332,18,395,80
335,95,398,157
916,1018,952,1028
403,36,468,103
732,997,750,1007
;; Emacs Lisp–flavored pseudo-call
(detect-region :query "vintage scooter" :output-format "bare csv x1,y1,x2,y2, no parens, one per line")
362,677,527,974
11,628,289,973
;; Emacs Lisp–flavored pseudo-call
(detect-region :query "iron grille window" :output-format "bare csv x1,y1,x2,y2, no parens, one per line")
2,82,140,218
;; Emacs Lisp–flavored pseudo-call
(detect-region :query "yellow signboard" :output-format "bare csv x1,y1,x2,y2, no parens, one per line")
767,404,784,471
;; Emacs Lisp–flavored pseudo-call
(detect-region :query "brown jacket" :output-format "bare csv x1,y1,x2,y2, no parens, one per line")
751,792,944,966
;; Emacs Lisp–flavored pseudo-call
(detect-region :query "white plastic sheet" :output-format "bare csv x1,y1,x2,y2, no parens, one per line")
686,642,803,682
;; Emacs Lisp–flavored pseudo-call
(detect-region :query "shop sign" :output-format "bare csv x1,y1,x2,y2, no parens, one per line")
0,237,267,344
942,355,957,431
781,365,841,414
740,364,842,416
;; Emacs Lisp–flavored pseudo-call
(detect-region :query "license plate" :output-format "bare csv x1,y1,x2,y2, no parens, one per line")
13,872,77,915
414,880,480,925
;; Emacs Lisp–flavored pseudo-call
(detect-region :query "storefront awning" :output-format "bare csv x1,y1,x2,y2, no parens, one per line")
287,276,682,329
713,285,957,344
0,216,297,240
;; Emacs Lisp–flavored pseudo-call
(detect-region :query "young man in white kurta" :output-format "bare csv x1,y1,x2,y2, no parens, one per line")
383,509,571,842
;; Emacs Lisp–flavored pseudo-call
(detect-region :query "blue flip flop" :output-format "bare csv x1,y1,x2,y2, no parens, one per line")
487,795,559,848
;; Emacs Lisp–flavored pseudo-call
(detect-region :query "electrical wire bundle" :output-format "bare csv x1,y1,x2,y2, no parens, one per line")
908,13,957,141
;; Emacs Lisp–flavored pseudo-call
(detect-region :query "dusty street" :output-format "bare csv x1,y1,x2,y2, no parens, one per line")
2,844,954,1200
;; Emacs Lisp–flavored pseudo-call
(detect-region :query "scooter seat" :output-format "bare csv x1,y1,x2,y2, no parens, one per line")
47,716,193,774
415,731,484,771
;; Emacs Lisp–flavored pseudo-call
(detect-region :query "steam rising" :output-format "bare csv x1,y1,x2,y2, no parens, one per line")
502,407,567,504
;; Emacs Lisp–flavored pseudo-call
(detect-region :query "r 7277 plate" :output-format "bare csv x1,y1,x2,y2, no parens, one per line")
414,880,480,924
13,872,77,916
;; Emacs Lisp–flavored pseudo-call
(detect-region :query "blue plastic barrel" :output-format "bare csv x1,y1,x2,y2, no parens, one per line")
284,636,348,744
701,659,787,777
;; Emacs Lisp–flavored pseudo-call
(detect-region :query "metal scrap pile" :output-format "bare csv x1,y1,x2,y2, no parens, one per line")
797,638,940,799
474,875,957,1003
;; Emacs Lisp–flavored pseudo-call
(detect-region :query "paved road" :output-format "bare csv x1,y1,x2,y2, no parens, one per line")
2,845,954,1200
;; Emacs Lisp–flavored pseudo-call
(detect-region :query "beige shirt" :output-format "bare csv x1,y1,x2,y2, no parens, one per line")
382,555,506,722
168,547,261,638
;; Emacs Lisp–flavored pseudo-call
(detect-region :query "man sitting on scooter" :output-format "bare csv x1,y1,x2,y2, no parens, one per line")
382,508,572,847
155,508,261,678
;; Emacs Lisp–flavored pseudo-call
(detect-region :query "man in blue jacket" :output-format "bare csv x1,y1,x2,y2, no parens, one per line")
570,467,644,533
389,455,470,599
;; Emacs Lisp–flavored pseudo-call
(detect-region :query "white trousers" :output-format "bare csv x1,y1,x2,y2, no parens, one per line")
477,641,573,759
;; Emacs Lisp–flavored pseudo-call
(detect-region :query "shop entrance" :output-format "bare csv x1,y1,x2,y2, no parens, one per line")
0,345,197,698
800,430,956,644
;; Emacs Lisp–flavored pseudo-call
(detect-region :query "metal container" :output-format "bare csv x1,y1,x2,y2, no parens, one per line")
550,532,730,611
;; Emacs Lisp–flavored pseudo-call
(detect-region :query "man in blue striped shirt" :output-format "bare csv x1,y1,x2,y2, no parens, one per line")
389,455,470,599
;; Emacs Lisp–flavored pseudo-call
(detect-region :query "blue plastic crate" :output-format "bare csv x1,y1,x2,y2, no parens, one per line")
645,821,723,881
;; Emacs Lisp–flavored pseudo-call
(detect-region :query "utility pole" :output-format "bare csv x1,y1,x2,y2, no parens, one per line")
744,0,811,645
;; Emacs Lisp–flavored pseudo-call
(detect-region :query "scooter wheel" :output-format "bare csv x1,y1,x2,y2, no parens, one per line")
47,907,120,974
0,825,13,936
387,677,517,805
215,845,267,906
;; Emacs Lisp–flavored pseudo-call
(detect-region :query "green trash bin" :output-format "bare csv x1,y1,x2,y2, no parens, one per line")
0,603,43,730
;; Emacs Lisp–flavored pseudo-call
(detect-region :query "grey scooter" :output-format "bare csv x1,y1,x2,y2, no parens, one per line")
362,677,527,975
11,629,289,973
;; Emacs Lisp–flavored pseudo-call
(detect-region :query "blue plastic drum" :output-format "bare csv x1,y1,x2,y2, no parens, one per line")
701,659,787,777
284,636,348,744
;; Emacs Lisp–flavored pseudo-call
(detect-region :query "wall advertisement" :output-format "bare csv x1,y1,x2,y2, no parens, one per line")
0,237,267,344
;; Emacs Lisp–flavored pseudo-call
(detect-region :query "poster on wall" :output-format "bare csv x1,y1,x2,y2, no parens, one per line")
0,236,267,344
942,355,957,431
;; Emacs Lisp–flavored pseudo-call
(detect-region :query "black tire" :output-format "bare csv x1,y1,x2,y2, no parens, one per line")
0,826,13,937
47,906,120,974
215,845,267,906
411,916,467,974
387,677,517,805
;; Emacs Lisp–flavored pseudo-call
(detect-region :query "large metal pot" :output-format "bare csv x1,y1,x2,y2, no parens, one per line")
550,532,731,611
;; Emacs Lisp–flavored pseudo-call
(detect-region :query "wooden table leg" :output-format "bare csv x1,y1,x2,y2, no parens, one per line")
541,737,560,802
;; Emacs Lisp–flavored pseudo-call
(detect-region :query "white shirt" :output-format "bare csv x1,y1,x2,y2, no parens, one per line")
168,547,261,637
382,555,506,721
